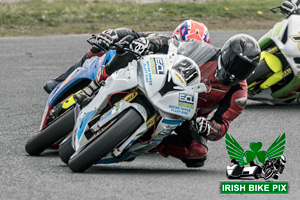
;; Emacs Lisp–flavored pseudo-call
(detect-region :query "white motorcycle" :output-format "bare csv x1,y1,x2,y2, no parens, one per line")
59,38,213,172
247,4,300,104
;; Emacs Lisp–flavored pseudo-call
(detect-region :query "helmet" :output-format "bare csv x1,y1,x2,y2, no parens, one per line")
280,155,286,165
217,34,261,86
172,19,210,43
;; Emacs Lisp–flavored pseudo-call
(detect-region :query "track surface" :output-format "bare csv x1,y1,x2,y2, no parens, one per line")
0,30,299,199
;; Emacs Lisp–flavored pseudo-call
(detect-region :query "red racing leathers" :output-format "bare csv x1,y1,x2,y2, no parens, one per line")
157,58,248,167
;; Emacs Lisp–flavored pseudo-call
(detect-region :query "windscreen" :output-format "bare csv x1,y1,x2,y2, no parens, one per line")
176,40,219,66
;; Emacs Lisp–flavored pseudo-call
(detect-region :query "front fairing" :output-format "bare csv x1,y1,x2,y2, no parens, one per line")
71,43,208,162
39,50,115,131
49,50,115,105
265,15,300,76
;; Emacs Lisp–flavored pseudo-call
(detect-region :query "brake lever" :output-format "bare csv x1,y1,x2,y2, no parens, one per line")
110,42,141,58
123,47,142,58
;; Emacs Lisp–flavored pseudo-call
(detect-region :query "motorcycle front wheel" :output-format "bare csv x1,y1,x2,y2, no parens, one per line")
25,108,75,156
68,108,143,173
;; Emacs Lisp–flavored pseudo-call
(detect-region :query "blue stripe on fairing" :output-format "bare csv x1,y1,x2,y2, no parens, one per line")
161,119,184,126
77,110,96,140
97,151,137,164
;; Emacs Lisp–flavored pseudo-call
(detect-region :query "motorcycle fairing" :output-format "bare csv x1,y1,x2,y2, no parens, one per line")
49,53,111,105
270,15,300,76
140,54,206,120
271,75,300,99
71,47,207,165
98,117,184,164
249,15,300,104
39,50,115,131
259,51,283,89
258,29,274,50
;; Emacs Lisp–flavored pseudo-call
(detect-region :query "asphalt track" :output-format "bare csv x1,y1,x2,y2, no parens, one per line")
0,30,299,200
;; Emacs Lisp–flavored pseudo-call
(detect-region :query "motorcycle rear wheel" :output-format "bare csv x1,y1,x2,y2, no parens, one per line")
25,108,75,156
59,137,75,164
68,108,143,173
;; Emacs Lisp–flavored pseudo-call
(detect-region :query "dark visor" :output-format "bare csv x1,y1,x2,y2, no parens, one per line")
221,48,256,82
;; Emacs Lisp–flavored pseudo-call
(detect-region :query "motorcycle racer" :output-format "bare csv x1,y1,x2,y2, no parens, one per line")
281,0,300,17
43,19,210,94
156,34,260,167
44,20,260,168
73,30,260,167
72,19,210,105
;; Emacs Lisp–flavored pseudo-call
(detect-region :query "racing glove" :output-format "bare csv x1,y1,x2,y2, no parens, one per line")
281,0,299,17
190,117,211,136
95,29,119,51
129,37,153,55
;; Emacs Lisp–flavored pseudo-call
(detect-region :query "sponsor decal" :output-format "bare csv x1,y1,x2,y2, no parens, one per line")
169,105,191,115
178,93,194,109
282,68,292,78
143,61,153,85
150,57,165,75
146,113,160,128
290,32,300,50
123,91,138,103
173,59,198,85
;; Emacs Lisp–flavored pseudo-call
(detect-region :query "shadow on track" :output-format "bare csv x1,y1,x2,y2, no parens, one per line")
80,166,223,176
245,101,300,110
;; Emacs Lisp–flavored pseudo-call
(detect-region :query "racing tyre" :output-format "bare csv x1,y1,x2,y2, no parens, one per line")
264,168,274,180
68,108,143,173
25,108,75,156
59,137,75,164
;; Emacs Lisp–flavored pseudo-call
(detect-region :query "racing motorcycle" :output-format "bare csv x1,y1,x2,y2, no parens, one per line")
25,37,115,156
59,38,211,172
247,4,300,104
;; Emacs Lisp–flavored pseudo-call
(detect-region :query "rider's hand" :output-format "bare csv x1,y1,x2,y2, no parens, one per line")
129,37,153,55
190,117,211,136
281,0,298,17
95,29,119,51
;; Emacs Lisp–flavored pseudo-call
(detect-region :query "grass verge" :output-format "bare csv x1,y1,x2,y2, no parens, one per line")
0,0,285,37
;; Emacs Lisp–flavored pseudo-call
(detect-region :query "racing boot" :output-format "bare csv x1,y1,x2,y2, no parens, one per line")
43,54,87,94
73,65,109,107
157,135,208,168
73,49,136,107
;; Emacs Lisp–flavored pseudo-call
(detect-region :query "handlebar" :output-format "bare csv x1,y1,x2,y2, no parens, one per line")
87,34,106,52
87,34,142,58
270,5,281,13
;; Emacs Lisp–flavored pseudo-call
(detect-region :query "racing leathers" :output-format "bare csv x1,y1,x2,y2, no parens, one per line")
155,41,248,167
43,28,163,93
72,29,170,105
